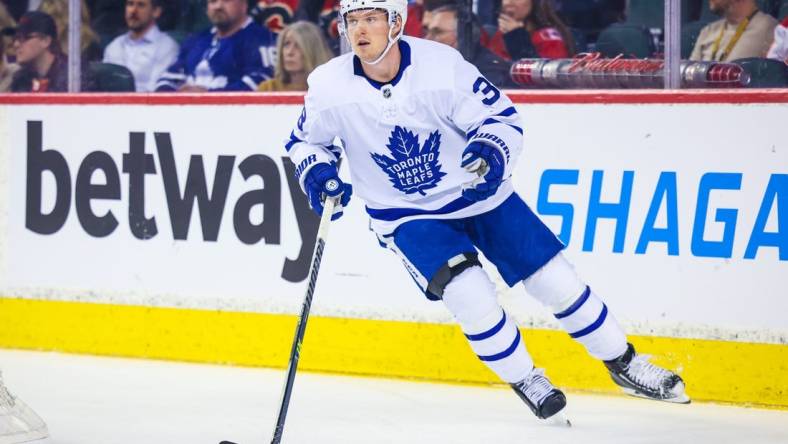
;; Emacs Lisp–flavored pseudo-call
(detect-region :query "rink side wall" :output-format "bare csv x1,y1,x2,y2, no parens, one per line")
1,91,786,409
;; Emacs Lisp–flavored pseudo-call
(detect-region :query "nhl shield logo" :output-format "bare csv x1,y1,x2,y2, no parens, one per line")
370,126,447,196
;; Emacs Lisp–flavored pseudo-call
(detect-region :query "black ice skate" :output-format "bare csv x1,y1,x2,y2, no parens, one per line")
604,343,690,404
510,368,569,424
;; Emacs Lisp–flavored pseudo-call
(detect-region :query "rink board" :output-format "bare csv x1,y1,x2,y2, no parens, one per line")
1,297,786,409
1,91,787,408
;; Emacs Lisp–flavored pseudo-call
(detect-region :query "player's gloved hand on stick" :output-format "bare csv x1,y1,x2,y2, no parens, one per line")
304,162,353,220
461,141,505,201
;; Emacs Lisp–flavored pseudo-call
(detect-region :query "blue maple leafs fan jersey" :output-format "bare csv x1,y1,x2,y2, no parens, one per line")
156,18,276,91
286,36,524,235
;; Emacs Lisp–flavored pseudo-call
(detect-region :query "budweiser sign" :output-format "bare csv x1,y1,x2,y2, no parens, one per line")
510,52,750,89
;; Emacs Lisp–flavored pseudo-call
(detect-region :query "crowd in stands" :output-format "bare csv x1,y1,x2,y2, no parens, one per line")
0,0,786,92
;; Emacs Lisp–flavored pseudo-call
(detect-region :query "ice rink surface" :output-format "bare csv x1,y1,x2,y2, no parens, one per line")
1,349,786,444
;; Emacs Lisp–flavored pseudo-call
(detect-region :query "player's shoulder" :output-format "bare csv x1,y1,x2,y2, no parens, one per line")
404,36,464,67
306,53,354,102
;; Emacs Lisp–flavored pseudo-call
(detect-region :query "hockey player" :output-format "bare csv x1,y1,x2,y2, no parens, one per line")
285,0,689,421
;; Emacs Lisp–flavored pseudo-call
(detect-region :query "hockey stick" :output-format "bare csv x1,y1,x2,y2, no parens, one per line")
268,190,339,444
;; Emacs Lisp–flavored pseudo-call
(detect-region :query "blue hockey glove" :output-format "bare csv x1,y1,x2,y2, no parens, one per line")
461,141,505,201
304,162,353,220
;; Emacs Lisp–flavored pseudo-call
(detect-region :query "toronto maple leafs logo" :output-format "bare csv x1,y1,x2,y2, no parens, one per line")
370,126,447,196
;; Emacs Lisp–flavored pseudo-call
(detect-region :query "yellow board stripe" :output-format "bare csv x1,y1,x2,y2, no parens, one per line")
1,297,785,408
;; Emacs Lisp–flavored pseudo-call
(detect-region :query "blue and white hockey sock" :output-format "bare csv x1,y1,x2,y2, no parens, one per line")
524,253,627,361
553,286,627,361
443,267,534,383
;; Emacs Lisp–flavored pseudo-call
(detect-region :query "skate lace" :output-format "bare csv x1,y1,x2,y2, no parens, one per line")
627,354,672,393
516,369,554,406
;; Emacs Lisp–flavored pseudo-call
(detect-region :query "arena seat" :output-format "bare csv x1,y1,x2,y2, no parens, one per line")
595,23,655,58
88,62,136,92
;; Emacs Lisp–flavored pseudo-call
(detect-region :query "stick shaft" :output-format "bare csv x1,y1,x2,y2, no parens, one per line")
270,197,336,444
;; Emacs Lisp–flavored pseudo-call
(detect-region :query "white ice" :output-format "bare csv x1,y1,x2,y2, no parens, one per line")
1,349,786,444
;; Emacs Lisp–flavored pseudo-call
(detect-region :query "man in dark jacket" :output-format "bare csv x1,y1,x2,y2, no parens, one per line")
10,11,93,92
424,5,516,88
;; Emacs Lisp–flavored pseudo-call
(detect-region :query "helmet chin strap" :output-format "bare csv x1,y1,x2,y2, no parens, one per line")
360,25,401,66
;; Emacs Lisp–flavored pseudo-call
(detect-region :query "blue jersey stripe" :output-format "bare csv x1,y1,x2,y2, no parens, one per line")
465,312,506,341
366,196,475,222
554,286,591,319
478,329,521,362
495,106,517,117
466,108,520,141
481,118,524,135
466,127,479,140
285,131,303,151
569,304,608,339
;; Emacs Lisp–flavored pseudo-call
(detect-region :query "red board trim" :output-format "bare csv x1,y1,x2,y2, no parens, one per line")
0,89,786,105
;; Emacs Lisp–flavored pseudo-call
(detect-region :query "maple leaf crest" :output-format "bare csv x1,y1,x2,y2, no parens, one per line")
370,126,447,196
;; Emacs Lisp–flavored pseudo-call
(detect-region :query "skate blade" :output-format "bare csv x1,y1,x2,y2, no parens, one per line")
0,428,49,444
546,409,572,427
622,387,691,404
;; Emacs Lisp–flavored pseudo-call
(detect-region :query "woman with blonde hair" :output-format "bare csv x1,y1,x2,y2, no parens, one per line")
258,21,334,92
39,0,102,61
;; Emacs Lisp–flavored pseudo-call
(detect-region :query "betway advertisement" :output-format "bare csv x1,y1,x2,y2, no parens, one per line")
0,100,785,342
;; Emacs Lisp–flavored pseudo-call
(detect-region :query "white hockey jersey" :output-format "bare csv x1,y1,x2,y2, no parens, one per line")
286,36,524,235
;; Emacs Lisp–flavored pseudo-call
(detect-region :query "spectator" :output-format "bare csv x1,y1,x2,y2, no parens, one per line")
424,5,516,88
690,0,777,61
490,0,574,60
404,0,424,37
39,0,103,62
766,16,787,63
156,0,276,92
0,2,17,60
421,0,455,36
10,11,93,92
4,0,31,22
1,27,21,91
103,0,179,92
257,20,332,91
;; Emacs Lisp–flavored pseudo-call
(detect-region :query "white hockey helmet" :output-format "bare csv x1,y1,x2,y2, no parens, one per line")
339,0,408,33
338,0,408,65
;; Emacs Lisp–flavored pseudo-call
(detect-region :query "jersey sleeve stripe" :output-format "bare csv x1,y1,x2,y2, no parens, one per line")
481,117,524,135
325,144,343,160
241,75,259,90
285,131,304,151
495,106,518,117
466,118,523,141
